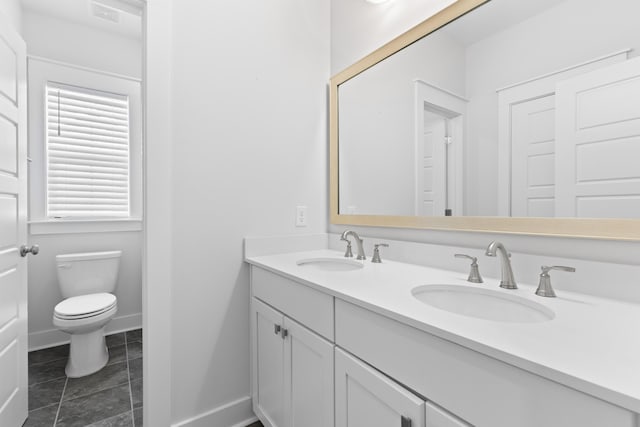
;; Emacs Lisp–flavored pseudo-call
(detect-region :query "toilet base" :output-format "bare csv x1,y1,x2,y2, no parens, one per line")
66,326,109,378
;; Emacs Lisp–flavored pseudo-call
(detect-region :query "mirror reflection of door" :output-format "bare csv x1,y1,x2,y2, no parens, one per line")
510,95,556,217
555,56,640,218
417,111,447,216
414,81,466,217
507,56,640,218
499,50,635,218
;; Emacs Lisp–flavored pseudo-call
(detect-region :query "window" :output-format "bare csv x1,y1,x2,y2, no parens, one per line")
28,58,142,234
45,83,131,218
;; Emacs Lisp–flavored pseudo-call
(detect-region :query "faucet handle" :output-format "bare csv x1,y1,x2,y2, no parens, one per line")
454,253,477,263
454,254,483,283
371,243,389,263
541,265,576,274
536,265,576,297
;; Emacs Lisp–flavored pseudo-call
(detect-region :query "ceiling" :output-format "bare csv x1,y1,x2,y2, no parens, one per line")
442,0,567,47
21,0,142,39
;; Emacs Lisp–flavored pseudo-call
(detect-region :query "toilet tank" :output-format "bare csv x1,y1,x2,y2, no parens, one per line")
56,251,122,298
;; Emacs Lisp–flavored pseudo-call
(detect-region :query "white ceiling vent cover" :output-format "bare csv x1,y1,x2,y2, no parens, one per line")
91,2,120,23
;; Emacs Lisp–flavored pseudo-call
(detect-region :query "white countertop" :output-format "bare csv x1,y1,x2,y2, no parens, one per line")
246,249,640,413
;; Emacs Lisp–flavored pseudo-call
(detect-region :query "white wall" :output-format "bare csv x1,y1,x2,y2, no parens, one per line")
21,9,142,78
329,0,640,266
464,0,640,216
22,9,143,349
0,0,22,34
168,0,329,425
339,30,465,215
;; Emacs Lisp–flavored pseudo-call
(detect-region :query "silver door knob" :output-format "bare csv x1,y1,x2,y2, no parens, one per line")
20,245,39,257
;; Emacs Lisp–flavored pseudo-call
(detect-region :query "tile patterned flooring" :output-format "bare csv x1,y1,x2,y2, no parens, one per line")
26,329,143,427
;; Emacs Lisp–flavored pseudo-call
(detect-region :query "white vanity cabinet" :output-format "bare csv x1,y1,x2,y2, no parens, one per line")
251,268,335,427
249,263,638,427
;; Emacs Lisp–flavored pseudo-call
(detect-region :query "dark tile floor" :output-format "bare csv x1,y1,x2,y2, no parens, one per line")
26,329,143,427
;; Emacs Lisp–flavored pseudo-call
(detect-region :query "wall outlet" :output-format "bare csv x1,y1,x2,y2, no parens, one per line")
296,206,307,227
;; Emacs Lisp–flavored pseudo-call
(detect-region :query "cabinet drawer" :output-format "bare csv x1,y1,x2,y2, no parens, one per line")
335,299,635,427
252,266,334,341
426,402,470,427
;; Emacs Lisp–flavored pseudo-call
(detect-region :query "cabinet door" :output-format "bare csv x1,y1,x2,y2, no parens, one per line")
283,317,334,427
252,298,285,427
335,348,425,427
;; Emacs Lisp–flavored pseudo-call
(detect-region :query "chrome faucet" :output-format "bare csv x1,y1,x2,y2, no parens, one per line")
485,241,517,289
340,230,366,260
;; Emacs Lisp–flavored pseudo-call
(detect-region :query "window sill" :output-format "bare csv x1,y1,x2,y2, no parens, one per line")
29,218,143,235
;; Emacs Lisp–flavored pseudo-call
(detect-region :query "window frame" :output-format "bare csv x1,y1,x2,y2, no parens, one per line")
27,57,143,234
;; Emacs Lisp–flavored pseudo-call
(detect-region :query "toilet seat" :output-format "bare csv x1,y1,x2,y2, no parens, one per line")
54,293,117,320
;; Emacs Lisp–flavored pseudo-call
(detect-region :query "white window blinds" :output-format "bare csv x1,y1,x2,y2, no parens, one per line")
46,83,131,218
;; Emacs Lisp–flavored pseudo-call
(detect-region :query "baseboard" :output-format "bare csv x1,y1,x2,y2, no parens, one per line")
28,312,142,351
172,396,256,427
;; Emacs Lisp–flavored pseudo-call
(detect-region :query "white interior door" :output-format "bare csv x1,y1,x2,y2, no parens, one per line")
335,348,425,427
417,111,446,216
414,81,467,217
0,14,28,427
555,56,640,218
283,317,334,427
510,95,556,217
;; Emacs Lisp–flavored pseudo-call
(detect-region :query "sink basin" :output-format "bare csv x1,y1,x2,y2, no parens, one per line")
412,285,554,323
296,257,363,271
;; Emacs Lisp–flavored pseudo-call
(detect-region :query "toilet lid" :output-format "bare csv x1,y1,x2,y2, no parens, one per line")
54,293,117,319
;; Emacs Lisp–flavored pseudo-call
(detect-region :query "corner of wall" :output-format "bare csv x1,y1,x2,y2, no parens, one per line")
144,0,174,425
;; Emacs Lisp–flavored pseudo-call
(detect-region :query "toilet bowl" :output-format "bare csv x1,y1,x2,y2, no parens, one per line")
53,251,122,378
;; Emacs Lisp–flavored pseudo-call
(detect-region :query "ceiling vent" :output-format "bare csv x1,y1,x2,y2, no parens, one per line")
91,2,120,23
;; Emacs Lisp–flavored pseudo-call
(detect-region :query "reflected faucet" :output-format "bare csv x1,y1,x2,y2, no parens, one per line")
485,241,517,289
340,230,366,260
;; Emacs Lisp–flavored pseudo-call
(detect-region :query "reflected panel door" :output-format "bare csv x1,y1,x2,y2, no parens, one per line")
511,95,556,217
556,57,640,218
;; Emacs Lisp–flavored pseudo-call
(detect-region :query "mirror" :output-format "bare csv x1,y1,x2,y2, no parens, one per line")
330,0,640,239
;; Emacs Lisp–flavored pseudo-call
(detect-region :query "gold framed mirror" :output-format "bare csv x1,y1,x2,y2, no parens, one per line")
329,0,640,240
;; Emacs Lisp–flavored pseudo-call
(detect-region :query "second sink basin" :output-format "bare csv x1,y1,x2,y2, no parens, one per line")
296,257,364,272
412,284,554,323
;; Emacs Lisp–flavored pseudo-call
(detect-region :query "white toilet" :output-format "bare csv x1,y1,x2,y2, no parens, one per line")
53,250,122,378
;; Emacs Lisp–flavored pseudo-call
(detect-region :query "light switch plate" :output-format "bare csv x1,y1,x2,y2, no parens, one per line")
296,206,307,227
